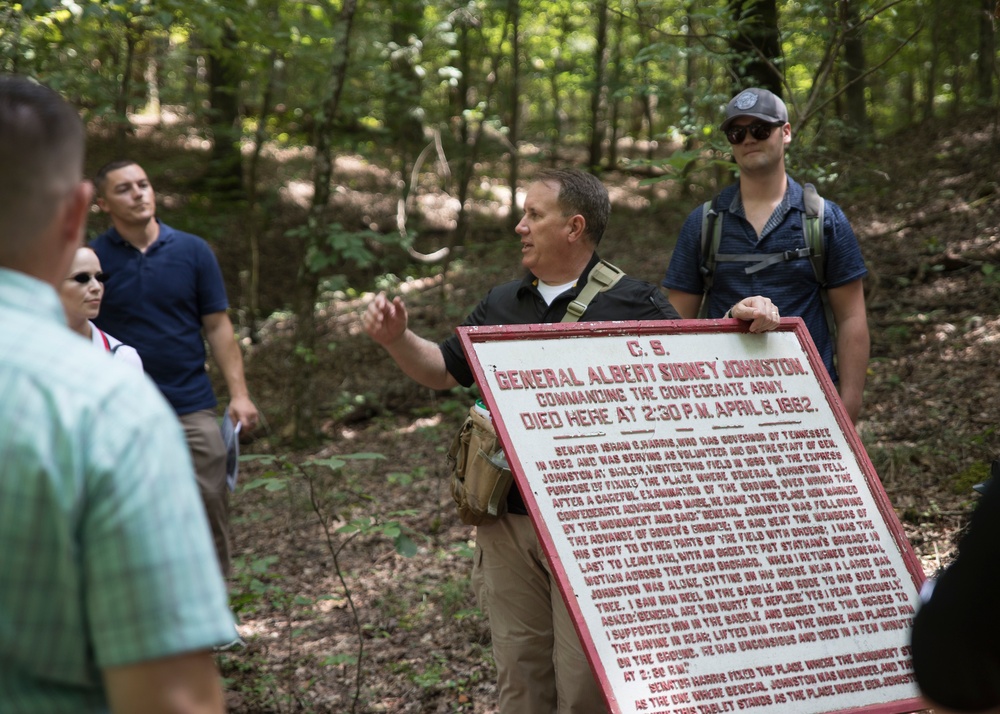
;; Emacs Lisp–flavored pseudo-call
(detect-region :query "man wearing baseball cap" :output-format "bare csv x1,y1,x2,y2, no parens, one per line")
720,86,789,131
662,87,870,424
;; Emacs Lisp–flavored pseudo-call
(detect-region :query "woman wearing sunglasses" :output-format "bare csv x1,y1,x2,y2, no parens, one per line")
59,246,143,370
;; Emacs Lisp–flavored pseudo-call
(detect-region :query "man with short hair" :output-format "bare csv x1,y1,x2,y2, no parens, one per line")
662,87,870,423
0,74,235,714
363,168,781,713
90,160,259,577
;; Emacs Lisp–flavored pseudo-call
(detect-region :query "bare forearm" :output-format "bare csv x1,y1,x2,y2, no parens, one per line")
104,651,226,714
382,329,458,391
202,313,258,427
836,320,869,423
204,314,250,399
828,281,869,424
666,290,701,319
210,330,250,399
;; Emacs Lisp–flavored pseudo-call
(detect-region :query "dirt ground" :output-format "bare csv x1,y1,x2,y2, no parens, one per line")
212,109,1000,713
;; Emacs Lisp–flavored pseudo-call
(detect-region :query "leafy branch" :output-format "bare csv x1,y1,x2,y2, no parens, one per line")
241,451,418,713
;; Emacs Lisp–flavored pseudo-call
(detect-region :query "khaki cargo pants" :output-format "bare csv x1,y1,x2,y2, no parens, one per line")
473,513,607,714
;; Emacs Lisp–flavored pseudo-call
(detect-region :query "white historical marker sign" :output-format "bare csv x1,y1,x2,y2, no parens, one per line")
458,318,924,714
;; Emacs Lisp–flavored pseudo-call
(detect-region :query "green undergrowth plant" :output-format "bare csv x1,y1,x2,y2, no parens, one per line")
949,460,991,496
233,451,420,713
389,648,489,711
863,439,928,492
219,642,300,713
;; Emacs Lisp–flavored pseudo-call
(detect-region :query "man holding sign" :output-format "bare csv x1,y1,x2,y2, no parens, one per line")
363,168,780,713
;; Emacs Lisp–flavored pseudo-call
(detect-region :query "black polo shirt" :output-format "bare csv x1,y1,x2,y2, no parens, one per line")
439,253,679,514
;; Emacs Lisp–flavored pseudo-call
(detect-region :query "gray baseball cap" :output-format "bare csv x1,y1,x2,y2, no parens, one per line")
721,88,789,131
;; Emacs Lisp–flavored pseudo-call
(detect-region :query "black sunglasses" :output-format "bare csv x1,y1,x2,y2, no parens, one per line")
725,121,784,145
68,271,109,284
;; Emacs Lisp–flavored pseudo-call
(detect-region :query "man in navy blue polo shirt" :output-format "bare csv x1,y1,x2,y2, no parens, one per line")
663,88,869,423
91,160,258,577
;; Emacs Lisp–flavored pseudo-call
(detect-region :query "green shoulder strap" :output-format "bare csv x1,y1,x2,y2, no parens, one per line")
802,183,836,346
803,182,826,285
697,196,723,318
562,259,626,322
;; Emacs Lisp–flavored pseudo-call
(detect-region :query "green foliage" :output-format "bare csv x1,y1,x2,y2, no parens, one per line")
321,652,359,667
218,646,296,713
8,0,996,324
339,512,420,558
229,553,282,615
389,648,487,705
10,0,992,162
432,566,478,621
326,390,380,422
286,221,413,307
241,451,419,559
233,449,425,712
883,323,912,345
387,465,427,487
981,263,1000,285
865,440,928,488
411,658,449,688
950,461,991,495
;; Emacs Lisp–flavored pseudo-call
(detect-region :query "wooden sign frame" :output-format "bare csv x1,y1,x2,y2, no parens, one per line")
458,317,925,714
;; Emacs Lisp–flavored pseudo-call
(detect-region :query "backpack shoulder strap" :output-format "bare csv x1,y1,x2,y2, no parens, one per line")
562,259,626,323
802,182,837,347
803,182,826,287
697,193,725,318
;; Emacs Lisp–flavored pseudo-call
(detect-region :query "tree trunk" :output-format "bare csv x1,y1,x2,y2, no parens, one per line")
637,1,658,163
451,12,472,160
507,0,521,233
605,5,626,170
113,20,139,155
683,1,696,156
922,0,943,120
446,4,511,262
245,48,282,341
949,65,963,116
387,0,428,255
728,0,782,92
588,0,610,172
292,0,359,444
546,8,571,164
144,52,160,121
902,70,916,122
548,74,563,164
448,15,475,254
205,21,245,198
840,0,871,147
387,0,426,175
976,0,995,102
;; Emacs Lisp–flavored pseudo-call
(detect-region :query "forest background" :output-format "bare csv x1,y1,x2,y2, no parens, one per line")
6,0,1000,712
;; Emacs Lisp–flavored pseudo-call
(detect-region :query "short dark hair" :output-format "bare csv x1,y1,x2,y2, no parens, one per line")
94,159,140,197
534,168,610,245
0,75,85,255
